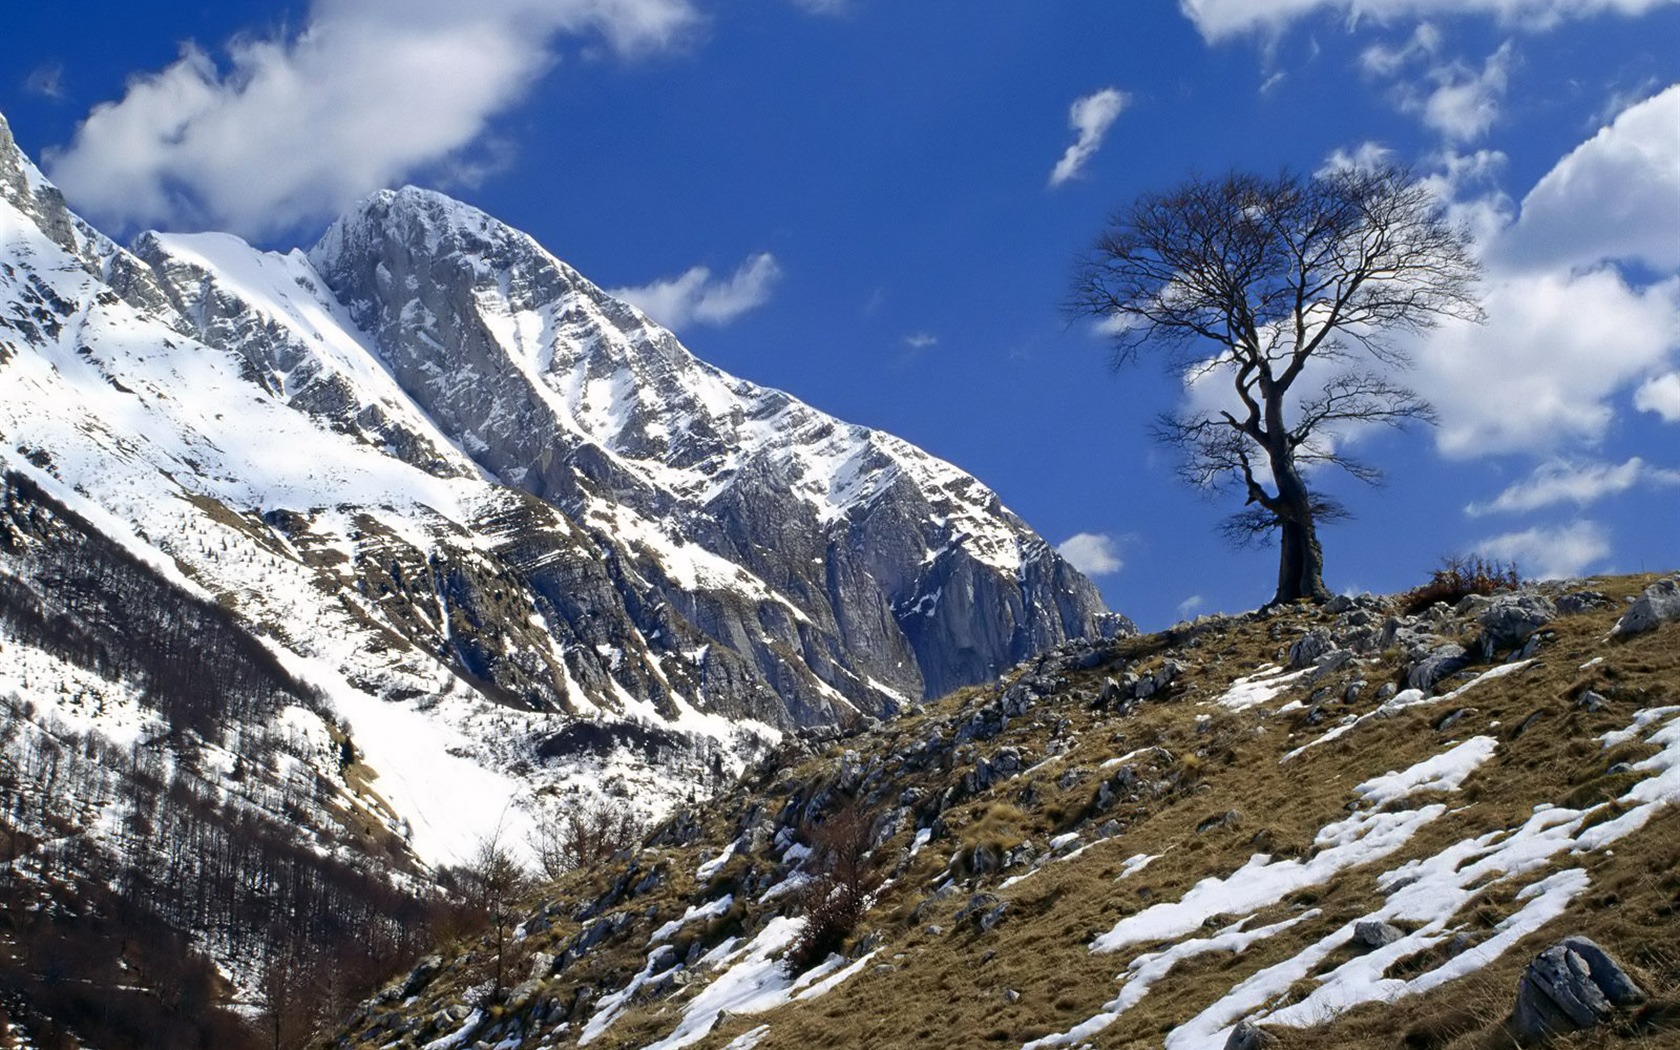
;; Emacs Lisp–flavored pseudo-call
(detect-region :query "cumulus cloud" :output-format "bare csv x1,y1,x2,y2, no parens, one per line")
1413,43,1514,142
1498,84,1680,272
611,252,783,330
1472,521,1611,579
1405,85,1680,458
1414,268,1680,456
1466,457,1680,516
1049,88,1130,188
1360,28,1514,143
1180,0,1680,41
43,0,700,240
1057,532,1124,577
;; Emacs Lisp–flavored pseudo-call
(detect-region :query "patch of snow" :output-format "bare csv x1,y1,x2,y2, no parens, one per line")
722,1027,771,1050
640,916,808,1050
651,895,736,945
1025,913,1321,1049
1355,737,1499,806
1214,666,1310,711
696,840,739,883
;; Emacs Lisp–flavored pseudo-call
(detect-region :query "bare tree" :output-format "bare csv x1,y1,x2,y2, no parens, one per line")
443,828,531,995
1070,165,1482,605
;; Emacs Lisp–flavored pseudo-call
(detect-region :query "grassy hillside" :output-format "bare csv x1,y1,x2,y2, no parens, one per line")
322,572,1680,1050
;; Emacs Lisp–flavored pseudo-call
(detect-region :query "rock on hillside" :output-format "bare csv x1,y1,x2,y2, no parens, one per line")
335,573,1680,1050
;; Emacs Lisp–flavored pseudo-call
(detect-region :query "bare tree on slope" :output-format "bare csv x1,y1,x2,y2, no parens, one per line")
1069,164,1482,605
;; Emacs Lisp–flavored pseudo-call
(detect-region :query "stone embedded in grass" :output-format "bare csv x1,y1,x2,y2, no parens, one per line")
1510,936,1645,1042
1476,593,1556,658
1288,628,1334,670
1557,590,1611,615
1224,1019,1274,1049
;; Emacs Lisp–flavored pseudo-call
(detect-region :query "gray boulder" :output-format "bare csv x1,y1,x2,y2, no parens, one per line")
1613,577,1680,637
1353,920,1404,949
1224,1020,1274,1050
1288,628,1334,670
1407,644,1469,692
1511,936,1644,1042
1478,594,1556,657
1557,590,1610,616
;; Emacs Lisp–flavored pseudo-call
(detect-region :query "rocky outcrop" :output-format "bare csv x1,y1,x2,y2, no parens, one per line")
1475,593,1555,657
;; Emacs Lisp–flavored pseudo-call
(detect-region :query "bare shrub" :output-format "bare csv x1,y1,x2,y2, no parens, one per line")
530,797,643,881
1400,556,1523,615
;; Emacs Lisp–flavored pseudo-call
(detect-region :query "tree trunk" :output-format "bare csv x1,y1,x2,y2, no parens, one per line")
1267,444,1331,607
1274,517,1329,605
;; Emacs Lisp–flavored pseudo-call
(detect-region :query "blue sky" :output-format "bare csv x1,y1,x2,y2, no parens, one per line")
4,0,1679,630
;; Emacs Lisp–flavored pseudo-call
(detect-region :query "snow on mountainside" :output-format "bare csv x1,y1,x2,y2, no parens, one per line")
302,187,1127,702
0,107,1126,883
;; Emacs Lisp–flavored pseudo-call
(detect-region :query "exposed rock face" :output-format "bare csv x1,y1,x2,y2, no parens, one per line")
1511,937,1645,1042
1225,1020,1274,1050
1353,920,1404,949
295,186,1127,716
1407,643,1469,691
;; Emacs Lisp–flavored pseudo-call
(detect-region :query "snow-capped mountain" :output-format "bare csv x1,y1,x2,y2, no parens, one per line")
0,109,1126,875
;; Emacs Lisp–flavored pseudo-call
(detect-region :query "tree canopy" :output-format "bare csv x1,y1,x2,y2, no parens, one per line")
1071,165,1483,605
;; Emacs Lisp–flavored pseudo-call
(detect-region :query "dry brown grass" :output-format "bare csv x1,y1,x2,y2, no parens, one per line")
326,572,1680,1050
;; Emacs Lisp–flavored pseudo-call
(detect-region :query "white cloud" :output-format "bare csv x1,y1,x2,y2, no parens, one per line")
903,333,939,350
1414,147,1514,247
1320,140,1396,174
1180,0,1680,41
1412,42,1514,142
786,0,849,12
1360,28,1514,143
1177,594,1206,619
1049,88,1130,188
611,252,783,329
1406,85,1680,458
1499,84,1680,272
1472,521,1611,580
1057,532,1124,577
1636,373,1680,421
43,0,700,240
1466,457,1680,516
1415,268,1680,457
1358,22,1440,78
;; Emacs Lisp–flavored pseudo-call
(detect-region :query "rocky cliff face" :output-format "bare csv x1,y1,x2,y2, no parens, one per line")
301,187,1126,714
